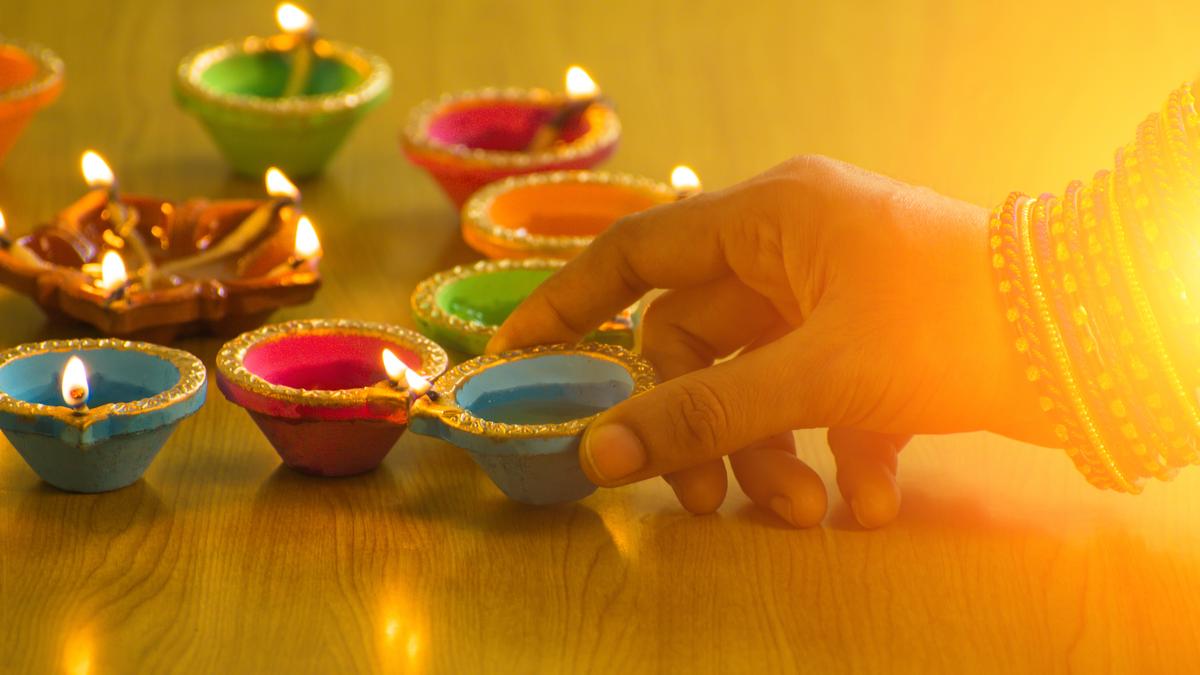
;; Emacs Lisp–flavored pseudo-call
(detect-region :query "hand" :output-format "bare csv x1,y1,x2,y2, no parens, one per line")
488,156,1056,528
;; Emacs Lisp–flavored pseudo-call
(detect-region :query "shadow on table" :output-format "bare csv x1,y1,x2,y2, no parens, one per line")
8,477,168,534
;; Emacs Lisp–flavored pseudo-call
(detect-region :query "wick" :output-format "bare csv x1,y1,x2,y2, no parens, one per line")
525,97,598,153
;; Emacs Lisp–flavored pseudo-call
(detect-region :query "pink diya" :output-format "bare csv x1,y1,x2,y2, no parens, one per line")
402,66,621,207
0,153,322,343
0,39,63,165
461,166,701,259
215,319,448,477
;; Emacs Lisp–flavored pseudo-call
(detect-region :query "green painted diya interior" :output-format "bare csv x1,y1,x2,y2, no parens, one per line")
436,267,554,326
199,52,363,98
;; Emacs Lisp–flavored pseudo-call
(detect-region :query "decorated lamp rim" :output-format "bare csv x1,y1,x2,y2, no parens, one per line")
461,170,674,255
422,342,656,438
0,39,64,105
216,318,449,408
174,35,391,118
0,338,206,428
410,257,565,339
402,87,621,169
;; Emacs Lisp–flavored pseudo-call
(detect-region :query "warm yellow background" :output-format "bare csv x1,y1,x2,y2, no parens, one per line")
3,1,1200,673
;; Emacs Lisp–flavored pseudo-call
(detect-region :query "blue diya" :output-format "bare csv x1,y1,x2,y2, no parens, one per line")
408,342,656,505
0,339,207,492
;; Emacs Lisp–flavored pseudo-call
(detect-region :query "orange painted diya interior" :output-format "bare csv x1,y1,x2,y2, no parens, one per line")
488,181,663,238
0,46,39,92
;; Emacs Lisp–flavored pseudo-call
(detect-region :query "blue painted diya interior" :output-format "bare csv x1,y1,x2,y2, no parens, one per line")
0,348,178,407
458,354,635,426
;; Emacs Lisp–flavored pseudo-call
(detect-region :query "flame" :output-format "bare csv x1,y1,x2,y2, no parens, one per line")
80,150,115,189
0,208,6,238
565,65,598,100
61,355,89,408
403,368,431,396
293,216,321,259
382,348,406,383
264,166,299,200
670,165,702,193
276,2,314,34
99,250,127,291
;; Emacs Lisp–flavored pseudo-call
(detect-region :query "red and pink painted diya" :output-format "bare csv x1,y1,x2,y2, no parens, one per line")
402,87,621,207
216,319,448,477
0,189,321,343
0,39,63,164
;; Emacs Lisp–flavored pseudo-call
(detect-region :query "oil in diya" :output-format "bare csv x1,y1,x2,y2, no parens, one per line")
175,3,391,177
0,153,323,342
0,38,63,165
459,165,701,259
0,339,206,493
402,65,621,207
411,257,640,355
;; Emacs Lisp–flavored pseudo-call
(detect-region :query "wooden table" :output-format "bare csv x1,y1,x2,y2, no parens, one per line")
4,1,1200,672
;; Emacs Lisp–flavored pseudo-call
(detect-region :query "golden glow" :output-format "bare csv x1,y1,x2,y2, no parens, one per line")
275,3,314,34
99,250,127,291
265,166,300,200
62,625,93,675
382,348,406,383
403,368,431,395
565,65,598,100
61,356,89,408
670,165,702,193
80,150,114,189
0,208,6,238
293,216,321,259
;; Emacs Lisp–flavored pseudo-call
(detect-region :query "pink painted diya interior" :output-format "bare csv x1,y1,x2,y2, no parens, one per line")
0,46,39,91
428,101,590,152
488,182,663,237
243,333,421,391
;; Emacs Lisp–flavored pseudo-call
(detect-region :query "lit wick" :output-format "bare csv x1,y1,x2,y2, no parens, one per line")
670,165,702,200
526,66,601,153
276,3,318,98
60,355,90,415
381,348,438,402
289,215,321,268
81,150,158,286
96,250,129,302
0,208,9,248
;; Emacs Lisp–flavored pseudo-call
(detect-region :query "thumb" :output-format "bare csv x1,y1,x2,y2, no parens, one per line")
579,325,846,487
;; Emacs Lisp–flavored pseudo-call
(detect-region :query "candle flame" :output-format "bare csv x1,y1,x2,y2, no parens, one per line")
294,216,321,259
80,151,115,189
99,250,127,291
0,208,6,238
276,2,314,34
382,348,406,383
61,355,89,408
565,65,598,100
404,368,431,396
265,166,299,200
670,165,702,193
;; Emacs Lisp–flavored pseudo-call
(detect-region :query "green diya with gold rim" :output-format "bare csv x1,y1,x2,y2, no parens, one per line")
410,258,641,356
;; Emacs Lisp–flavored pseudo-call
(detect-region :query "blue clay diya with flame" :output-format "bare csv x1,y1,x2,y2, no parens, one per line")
409,342,656,505
0,339,207,492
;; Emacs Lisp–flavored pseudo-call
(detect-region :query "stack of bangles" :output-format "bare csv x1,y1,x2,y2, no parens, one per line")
990,80,1200,492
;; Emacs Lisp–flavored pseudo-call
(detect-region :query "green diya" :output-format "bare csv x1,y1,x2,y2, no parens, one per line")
174,4,391,178
410,258,641,355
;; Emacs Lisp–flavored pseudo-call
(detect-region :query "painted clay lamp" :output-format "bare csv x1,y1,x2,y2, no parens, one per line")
460,166,700,259
411,258,640,355
175,3,391,177
0,38,63,165
215,319,449,477
0,338,206,492
408,342,657,505
0,153,322,342
402,65,621,207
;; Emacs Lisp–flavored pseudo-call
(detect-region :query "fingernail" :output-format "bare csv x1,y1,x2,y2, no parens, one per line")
769,495,794,525
583,424,646,481
850,497,867,526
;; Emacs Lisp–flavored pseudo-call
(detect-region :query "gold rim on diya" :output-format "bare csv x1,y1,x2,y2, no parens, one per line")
0,39,63,104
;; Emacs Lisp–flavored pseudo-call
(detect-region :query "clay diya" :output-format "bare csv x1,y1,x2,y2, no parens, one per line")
175,3,391,177
0,39,63,165
460,166,700,259
215,319,448,477
409,342,656,505
411,258,640,355
0,339,206,493
0,153,322,343
402,66,621,207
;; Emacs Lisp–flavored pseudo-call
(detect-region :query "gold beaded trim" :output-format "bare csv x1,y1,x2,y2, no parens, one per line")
216,318,448,408
461,170,674,255
402,87,621,168
0,338,206,427
0,39,63,104
411,258,564,338
175,35,391,117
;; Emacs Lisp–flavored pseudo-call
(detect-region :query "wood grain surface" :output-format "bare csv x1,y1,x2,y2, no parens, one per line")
3,1,1200,673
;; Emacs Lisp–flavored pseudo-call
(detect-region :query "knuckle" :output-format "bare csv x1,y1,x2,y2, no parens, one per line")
666,379,731,453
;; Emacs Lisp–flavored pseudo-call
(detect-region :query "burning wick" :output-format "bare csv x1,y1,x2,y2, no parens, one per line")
526,65,601,153
81,150,157,285
276,3,318,98
60,355,90,414
0,208,9,248
290,216,321,268
97,250,129,301
381,348,438,402
670,165,702,199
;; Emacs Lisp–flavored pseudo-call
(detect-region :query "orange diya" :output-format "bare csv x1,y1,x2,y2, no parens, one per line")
460,166,701,259
0,153,322,343
0,39,63,165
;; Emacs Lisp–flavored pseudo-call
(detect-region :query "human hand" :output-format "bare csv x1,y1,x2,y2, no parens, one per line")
488,156,1057,528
